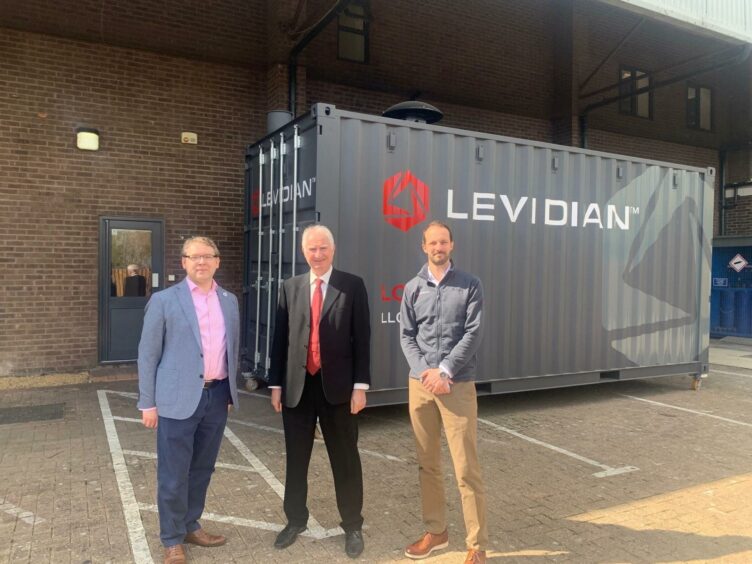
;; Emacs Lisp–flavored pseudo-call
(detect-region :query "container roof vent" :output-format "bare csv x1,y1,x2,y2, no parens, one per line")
382,101,443,124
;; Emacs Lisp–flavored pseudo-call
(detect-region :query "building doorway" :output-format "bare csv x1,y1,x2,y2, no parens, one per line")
99,218,164,362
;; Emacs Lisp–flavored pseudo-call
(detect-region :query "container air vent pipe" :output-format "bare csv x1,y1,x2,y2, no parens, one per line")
382,101,443,124
267,110,293,134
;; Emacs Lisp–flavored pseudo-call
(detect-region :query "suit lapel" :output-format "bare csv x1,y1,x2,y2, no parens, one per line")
321,269,342,319
216,284,234,359
177,280,203,351
300,274,312,326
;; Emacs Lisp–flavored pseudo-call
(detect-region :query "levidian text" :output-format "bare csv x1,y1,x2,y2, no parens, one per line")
447,190,638,229
260,177,315,208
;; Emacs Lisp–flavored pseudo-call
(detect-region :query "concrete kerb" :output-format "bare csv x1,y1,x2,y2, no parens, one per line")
0,372,90,390
0,367,138,390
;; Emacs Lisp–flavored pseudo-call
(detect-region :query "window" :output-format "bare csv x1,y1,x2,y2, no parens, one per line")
687,85,712,131
338,1,369,63
619,67,652,119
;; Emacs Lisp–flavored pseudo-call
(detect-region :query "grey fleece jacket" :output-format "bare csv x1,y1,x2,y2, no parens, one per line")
399,262,484,382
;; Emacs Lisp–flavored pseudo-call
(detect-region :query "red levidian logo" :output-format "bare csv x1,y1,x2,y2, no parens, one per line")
251,190,260,217
382,170,430,231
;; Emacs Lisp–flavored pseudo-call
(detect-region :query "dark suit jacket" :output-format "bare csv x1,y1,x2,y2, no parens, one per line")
269,268,371,408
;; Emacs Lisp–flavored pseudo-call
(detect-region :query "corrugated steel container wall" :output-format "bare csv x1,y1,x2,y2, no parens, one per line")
244,104,713,403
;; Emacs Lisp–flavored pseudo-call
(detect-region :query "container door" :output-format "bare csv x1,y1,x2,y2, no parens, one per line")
242,123,318,380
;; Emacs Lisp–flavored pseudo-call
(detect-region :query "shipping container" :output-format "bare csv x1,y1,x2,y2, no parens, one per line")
242,103,714,405
710,236,752,338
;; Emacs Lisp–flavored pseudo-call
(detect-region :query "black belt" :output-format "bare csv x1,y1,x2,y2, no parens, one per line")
202,378,226,389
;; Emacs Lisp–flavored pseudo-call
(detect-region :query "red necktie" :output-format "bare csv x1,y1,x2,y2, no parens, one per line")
306,278,323,374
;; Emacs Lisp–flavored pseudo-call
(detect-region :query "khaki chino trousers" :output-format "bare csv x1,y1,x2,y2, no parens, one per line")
408,378,488,551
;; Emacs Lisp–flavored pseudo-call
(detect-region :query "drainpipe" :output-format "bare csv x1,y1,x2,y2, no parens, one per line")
719,149,726,236
578,114,588,150
288,0,353,117
579,45,752,149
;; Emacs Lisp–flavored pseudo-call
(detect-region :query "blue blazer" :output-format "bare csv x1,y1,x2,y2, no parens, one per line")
137,278,240,419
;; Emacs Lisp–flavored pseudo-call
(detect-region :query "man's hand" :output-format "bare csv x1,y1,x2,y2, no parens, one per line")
142,408,158,429
271,388,283,413
420,368,452,395
350,389,366,414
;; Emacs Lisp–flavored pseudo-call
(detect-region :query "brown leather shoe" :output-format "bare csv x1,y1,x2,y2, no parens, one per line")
163,544,186,564
184,528,227,547
464,549,487,563
404,529,449,559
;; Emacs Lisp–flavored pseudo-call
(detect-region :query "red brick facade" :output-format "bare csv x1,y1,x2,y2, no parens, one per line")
0,0,749,375
0,29,263,375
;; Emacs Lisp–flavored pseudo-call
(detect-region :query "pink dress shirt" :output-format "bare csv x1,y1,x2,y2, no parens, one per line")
187,278,228,382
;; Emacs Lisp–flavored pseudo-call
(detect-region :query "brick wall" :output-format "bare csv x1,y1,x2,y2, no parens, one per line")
307,80,552,142
302,0,557,120
0,0,267,66
574,0,741,148
724,198,752,236
0,29,264,375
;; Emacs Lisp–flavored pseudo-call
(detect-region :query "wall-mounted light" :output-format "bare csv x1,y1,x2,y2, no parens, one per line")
76,127,100,151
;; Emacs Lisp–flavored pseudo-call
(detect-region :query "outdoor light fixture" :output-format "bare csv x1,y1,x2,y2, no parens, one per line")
76,127,100,151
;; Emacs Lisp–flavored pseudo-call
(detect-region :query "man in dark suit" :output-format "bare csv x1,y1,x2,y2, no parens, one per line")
124,263,147,296
138,236,240,564
268,224,370,559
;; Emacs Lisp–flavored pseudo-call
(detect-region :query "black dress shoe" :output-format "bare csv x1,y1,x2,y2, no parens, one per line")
345,530,364,558
274,523,307,549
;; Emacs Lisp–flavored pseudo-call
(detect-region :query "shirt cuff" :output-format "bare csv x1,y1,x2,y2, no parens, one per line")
439,363,453,379
139,407,157,412
353,383,369,390
268,385,281,389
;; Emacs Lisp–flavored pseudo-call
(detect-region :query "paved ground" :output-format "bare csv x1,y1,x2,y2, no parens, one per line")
1,339,752,563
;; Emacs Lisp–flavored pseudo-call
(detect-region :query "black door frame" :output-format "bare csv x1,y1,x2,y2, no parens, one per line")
98,216,165,363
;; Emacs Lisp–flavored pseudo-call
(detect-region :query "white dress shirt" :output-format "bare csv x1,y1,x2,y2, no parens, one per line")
269,266,369,390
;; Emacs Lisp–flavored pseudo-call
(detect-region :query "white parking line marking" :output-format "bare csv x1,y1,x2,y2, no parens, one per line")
478,418,638,478
223,425,329,538
229,418,407,463
711,369,752,379
238,390,269,400
137,504,343,539
622,395,752,428
114,416,143,423
0,502,45,526
100,389,348,543
137,502,281,533
122,450,259,473
109,391,140,399
229,418,284,434
97,390,153,564
358,447,405,462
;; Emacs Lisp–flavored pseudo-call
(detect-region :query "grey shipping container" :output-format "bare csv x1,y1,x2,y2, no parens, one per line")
242,103,713,406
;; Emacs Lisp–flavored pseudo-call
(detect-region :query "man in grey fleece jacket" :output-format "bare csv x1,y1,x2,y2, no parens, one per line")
400,221,488,564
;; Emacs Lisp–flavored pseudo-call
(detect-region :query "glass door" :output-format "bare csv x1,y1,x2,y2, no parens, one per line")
99,218,164,362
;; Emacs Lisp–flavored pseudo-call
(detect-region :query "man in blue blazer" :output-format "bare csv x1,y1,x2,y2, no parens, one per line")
138,236,239,564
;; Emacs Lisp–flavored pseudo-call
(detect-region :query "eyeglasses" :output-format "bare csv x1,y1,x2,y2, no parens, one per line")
183,254,218,262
